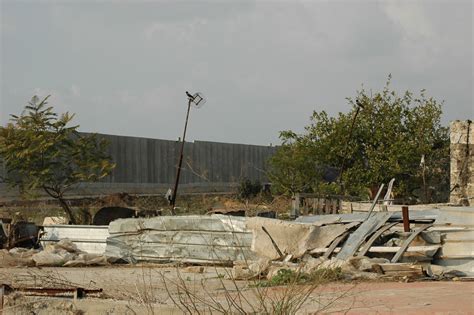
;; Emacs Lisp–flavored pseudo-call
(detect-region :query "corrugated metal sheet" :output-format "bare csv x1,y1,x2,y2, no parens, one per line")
105,215,255,264
41,225,109,254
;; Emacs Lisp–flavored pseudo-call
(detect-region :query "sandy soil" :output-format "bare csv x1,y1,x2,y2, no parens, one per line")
0,266,473,314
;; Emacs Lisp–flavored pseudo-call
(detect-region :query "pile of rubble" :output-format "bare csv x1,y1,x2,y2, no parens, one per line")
0,239,108,267
229,213,450,281
2,206,472,281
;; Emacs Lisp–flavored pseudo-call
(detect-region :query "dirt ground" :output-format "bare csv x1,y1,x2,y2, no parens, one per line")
1,266,473,314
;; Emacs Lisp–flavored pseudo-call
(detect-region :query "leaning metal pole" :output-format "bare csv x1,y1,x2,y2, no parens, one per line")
170,98,192,214
338,100,364,193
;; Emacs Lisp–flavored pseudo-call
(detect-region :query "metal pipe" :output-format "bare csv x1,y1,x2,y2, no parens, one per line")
402,206,410,232
170,99,192,214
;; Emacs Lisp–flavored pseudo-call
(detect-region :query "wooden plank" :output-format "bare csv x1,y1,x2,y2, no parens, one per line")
336,212,392,260
391,224,433,263
373,263,424,276
357,222,399,257
375,263,424,272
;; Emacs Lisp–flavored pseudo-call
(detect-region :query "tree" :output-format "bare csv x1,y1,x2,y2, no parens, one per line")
0,95,115,223
268,76,449,203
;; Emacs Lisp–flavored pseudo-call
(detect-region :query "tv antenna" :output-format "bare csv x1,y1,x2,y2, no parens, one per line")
170,91,206,214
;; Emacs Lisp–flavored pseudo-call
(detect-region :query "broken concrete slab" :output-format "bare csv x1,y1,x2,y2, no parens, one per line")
246,217,354,260
32,250,76,267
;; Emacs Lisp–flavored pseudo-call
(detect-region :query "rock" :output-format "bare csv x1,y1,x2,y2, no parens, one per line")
9,247,30,255
42,217,68,225
343,271,380,280
63,259,87,267
60,254,108,267
9,247,39,258
248,258,271,276
32,250,76,266
425,264,445,277
348,256,389,271
229,258,271,280
231,265,254,280
81,253,108,266
0,249,35,267
385,238,403,246
301,257,326,274
53,239,81,253
318,258,355,272
266,264,299,280
443,269,467,278
184,266,205,273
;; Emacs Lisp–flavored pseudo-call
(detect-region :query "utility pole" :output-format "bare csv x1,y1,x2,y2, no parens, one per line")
338,100,364,193
169,92,205,214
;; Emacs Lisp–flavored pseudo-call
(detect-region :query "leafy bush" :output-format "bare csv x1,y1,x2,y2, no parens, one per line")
238,178,262,200
268,76,449,202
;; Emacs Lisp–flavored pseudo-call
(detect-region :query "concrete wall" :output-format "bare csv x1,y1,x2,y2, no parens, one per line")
450,120,474,206
0,134,277,198
99,134,275,185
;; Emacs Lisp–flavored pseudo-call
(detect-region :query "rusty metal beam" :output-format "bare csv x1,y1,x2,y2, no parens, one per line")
1,284,102,299
402,206,410,232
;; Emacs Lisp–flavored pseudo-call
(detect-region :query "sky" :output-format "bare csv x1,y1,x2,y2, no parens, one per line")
1,0,473,146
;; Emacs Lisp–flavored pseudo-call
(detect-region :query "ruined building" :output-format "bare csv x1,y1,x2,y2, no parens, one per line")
450,120,473,206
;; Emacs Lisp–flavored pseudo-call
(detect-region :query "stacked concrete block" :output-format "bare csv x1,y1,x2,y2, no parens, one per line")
450,120,474,206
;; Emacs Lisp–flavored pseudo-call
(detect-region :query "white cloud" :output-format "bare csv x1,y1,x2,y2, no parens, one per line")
381,1,440,69
142,18,208,42
70,85,81,97
382,1,435,40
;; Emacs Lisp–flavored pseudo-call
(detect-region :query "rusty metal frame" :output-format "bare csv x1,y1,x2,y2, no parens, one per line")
1,284,102,299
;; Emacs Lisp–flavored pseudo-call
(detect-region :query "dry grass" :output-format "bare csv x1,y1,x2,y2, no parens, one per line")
154,263,356,315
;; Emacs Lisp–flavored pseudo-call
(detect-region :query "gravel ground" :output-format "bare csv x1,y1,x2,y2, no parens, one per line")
0,266,473,314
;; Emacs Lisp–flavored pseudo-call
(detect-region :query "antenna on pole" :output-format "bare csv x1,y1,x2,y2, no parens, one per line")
169,91,206,214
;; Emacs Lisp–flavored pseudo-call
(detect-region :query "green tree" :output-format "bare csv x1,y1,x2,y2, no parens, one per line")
0,96,115,223
269,76,449,203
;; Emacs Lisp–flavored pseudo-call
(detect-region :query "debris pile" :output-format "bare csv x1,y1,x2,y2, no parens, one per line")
9,205,469,281
237,207,473,279
0,239,108,267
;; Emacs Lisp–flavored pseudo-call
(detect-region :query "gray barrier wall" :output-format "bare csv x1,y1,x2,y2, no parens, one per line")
0,133,277,198
101,134,276,185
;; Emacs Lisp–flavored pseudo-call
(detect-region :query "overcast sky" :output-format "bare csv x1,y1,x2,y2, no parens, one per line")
1,0,472,145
